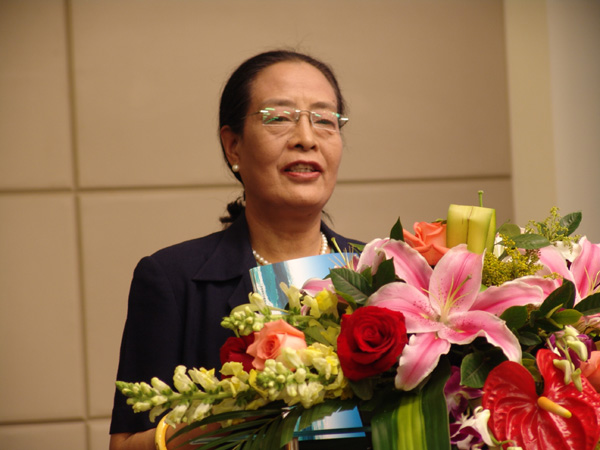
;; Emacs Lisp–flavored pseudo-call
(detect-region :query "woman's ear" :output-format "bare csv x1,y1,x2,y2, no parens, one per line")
220,125,241,167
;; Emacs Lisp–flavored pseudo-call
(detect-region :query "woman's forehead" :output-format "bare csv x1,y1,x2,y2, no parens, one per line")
249,61,338,110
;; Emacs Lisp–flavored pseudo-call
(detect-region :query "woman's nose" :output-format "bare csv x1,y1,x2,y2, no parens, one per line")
289,113,317,150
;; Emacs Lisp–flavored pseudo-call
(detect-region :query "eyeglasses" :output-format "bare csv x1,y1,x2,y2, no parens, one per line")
247,106,349,133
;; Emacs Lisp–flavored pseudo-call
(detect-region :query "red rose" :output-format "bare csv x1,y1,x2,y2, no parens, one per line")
220,334,255,372
337,306,407,381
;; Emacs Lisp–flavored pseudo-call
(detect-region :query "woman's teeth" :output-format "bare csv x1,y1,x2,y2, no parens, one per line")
286,164,316,172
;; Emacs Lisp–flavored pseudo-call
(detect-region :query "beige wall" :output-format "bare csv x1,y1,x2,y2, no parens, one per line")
0,1,596,448
504,0,600,240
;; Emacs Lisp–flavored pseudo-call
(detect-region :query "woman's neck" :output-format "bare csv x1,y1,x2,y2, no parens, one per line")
244,204,327,264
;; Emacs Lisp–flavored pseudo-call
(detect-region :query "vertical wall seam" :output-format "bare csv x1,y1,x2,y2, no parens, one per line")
63,0,92,448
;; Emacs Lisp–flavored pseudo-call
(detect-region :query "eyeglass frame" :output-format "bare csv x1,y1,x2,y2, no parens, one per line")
245,107,349,132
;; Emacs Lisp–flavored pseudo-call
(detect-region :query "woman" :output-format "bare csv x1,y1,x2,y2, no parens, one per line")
109,50,359,450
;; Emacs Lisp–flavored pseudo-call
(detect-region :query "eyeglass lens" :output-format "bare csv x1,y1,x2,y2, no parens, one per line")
259,107,346,132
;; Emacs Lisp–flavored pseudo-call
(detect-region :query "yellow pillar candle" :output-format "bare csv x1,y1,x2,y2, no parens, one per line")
446,191,496,253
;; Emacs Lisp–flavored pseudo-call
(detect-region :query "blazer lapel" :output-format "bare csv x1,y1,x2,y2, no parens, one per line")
192,214,256,309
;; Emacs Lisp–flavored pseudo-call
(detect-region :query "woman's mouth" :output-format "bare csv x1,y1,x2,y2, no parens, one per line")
284,163,321,173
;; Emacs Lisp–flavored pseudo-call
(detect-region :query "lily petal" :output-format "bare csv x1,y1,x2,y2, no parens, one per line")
301,278,334,296
538,245,574,283
571,237,600,299
367,282,442,333
379,240,433,291
428,245,482,315
355,238,389,273
442,310,522,362
473,279,547,314
395,332,451,391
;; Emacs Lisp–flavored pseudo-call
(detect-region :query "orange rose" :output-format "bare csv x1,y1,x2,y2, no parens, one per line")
581,351,600,392
246,320,307,370
403,221,449,265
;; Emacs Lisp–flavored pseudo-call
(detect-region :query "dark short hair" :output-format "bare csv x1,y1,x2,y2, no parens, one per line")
218,50,346,225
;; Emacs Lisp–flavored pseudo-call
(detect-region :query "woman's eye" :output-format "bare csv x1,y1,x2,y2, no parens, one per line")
265,113,293,125
313,113,337,129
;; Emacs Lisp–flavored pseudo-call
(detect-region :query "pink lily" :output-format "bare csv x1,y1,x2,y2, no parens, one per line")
538,237,600,303
367,242,547,391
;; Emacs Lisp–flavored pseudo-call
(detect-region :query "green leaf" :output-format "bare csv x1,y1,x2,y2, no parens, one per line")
370,393,403,450
390,218,404,241
348,241,365,253
508,233,552,249
330,268,374,305
336,291,358,310
277,408,302,447
551,308,583,325
420,360,452,450
349,378,375,401
560,212,582,236
460,350,506,389
263,415,285,450
538,280,576,315
574,292,600,315
497,223,522,238
303,325,332,346
534,317,563,333
174,407,285,449
370,361,451,450
517,331,543,347
372,258,397,290
500,305,528,330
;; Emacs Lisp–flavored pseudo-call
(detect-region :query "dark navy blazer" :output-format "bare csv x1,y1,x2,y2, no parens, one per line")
110,213,359,434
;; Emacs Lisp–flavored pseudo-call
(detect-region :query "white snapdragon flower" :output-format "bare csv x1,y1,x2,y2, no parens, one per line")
151,377,172,395
186,401,212,422
279,283,302,310
278,347,303,370
297,381,325,408
188,367,218,391
167,403,189,425
248,292,267,310
173,366,196,393
221,361,250,382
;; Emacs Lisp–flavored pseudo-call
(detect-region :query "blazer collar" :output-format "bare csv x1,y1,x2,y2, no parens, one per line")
192,213,361,283
192,213,255,282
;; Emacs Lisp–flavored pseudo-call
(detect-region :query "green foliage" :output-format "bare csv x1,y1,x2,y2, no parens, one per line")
525,207,581,247
509,234,552,249
484,209,582,288
500,305,528,330
482,243,541,287
329,267,374,307
172,400,360,450
372,259,397,290
575,292,600,315
460,349,507,389
390,218,405,241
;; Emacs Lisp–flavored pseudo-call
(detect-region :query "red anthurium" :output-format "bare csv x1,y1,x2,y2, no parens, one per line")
483,349,600,450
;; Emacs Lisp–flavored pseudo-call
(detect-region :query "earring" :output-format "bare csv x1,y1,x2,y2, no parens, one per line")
231,164,239,172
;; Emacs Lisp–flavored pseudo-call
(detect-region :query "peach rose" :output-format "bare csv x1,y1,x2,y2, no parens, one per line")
581,351,600,392
403,221,449,265
246,320,307,370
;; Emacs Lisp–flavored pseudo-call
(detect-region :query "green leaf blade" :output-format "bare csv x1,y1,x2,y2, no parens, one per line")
390,218,404,241
560,211,582,236
330,268,374,306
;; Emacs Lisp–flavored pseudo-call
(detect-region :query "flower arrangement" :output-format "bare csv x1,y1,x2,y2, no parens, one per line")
118,199,600,450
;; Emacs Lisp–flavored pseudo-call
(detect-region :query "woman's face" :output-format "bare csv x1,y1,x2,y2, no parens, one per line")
225,61,343,216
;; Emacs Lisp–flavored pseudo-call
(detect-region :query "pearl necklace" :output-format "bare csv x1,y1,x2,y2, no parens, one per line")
252,232,329,266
